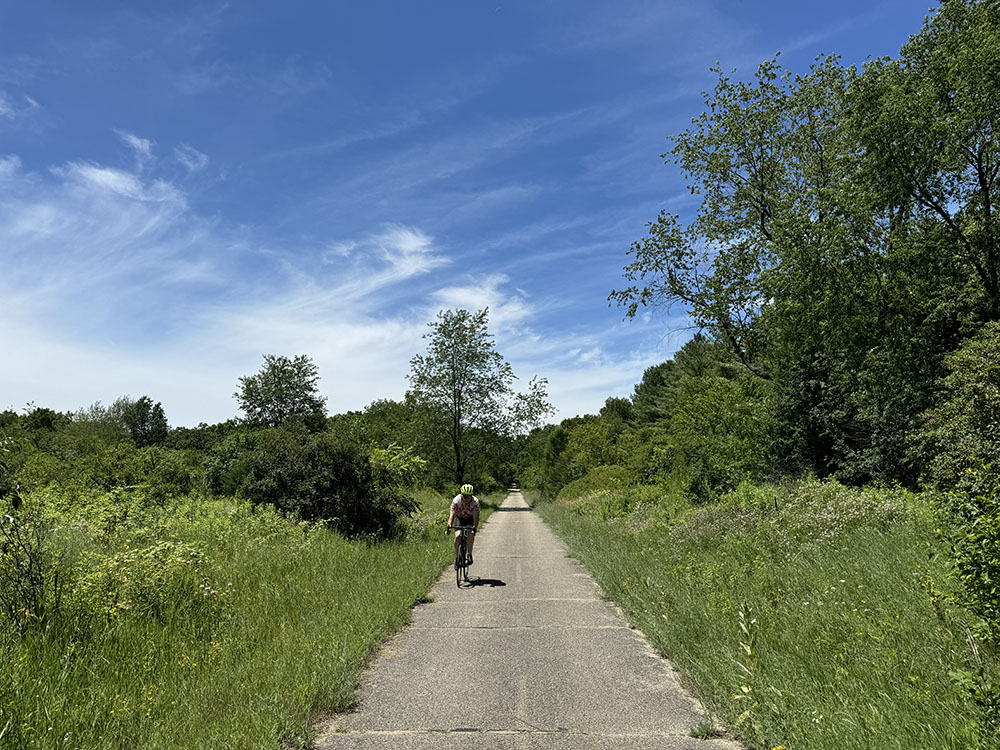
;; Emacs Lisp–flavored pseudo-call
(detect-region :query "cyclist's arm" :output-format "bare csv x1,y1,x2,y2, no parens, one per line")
447,505,455,533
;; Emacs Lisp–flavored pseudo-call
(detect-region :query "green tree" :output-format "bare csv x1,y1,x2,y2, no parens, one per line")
849,0,1000,319
666,375,774,500
913,321,1000,489
21,406,67,432
407,308,552,485
235,354,327,429
612,1,1000,484
122,396,168,447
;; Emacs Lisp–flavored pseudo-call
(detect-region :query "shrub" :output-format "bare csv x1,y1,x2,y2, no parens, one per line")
0,499,65,634
666,375,774,502
128,447,205,504
945,463,1000,642
369,443,425,489
936,463,1000,742
207,426,416,536
70,540,220,622
914,321,1000,490
556,464,636,501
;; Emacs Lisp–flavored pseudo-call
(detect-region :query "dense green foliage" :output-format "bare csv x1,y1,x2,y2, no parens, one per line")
523,335,774,503
122,397,168,448
205,426,418,535
915,322,1000,490
235,354,328,430
610,0,999,487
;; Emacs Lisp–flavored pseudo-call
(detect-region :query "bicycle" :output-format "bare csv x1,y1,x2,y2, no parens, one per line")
448,524,474,587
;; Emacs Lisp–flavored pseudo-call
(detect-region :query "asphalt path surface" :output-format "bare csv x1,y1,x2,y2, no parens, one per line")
314,490,742,750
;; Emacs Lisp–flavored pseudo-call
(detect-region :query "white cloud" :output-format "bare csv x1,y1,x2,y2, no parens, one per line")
56,162,182,204
431,274,533,330
372,225,442,277
0,136,680,426
323,240,356,261
174,144,208,172
0,91,40,120
0,154,21,178
116,130,154,164
316,225,451,306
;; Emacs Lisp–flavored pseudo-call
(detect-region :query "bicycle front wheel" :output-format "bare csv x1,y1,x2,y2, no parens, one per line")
456,535,466,588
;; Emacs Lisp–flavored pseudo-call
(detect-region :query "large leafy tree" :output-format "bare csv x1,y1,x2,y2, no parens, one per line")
235,354,327,429
612,0,1000,483
407,308,552,485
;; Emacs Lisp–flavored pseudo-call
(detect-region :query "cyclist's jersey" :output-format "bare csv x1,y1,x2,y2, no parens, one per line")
451,494,480,525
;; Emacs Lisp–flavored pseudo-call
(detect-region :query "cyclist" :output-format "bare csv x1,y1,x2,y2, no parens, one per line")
447,483,480,566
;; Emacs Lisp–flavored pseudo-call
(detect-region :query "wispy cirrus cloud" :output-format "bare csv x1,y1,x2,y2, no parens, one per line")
431,273,534,331
0,90,41,120
0,144,455,422
174,144,208,172
317,224,451,308
0,139,665,424
116,129,154,168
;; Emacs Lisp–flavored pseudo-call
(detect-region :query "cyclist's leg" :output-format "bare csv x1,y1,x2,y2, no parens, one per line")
453,529,462,560
467,529,475,560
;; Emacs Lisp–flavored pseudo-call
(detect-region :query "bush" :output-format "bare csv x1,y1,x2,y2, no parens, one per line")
665,375,774,502
369,443,425,489
943,465,1000,742
557,465,636,501
914,321,1000,490
129,447,205,504
207,426,416,536
945,464,1000,643
70,540,221,623
0,500,65,634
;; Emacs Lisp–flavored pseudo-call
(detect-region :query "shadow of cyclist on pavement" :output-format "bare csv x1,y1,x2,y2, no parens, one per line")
466,577,506,588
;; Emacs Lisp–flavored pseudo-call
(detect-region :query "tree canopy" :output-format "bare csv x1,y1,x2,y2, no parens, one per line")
235,354,327,429
407,308,552,485
611,0,1000,485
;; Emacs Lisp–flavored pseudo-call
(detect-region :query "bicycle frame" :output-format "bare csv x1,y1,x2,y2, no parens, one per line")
448,524,474,586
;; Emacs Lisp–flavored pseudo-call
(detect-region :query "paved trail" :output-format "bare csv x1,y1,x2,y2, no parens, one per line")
315,490,741,750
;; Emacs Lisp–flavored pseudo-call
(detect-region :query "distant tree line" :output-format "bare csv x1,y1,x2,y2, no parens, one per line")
0,308,549,537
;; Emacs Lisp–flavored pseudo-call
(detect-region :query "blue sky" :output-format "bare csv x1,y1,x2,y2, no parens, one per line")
0,0,931,426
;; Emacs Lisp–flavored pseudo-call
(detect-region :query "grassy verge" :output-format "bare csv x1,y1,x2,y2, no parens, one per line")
1,489,503,750
531,481,986,750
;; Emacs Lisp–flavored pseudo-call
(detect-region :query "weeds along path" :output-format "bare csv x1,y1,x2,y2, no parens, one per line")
314,489,741,750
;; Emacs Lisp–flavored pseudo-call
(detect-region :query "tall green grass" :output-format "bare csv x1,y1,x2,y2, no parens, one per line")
1,489,499,749
532,480,986,749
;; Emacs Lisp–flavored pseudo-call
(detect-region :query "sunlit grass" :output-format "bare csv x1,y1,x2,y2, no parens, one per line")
1,489,502,749
532,481,986,750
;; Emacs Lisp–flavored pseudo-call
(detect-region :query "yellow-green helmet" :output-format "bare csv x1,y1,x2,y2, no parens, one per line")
460,484,474,495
